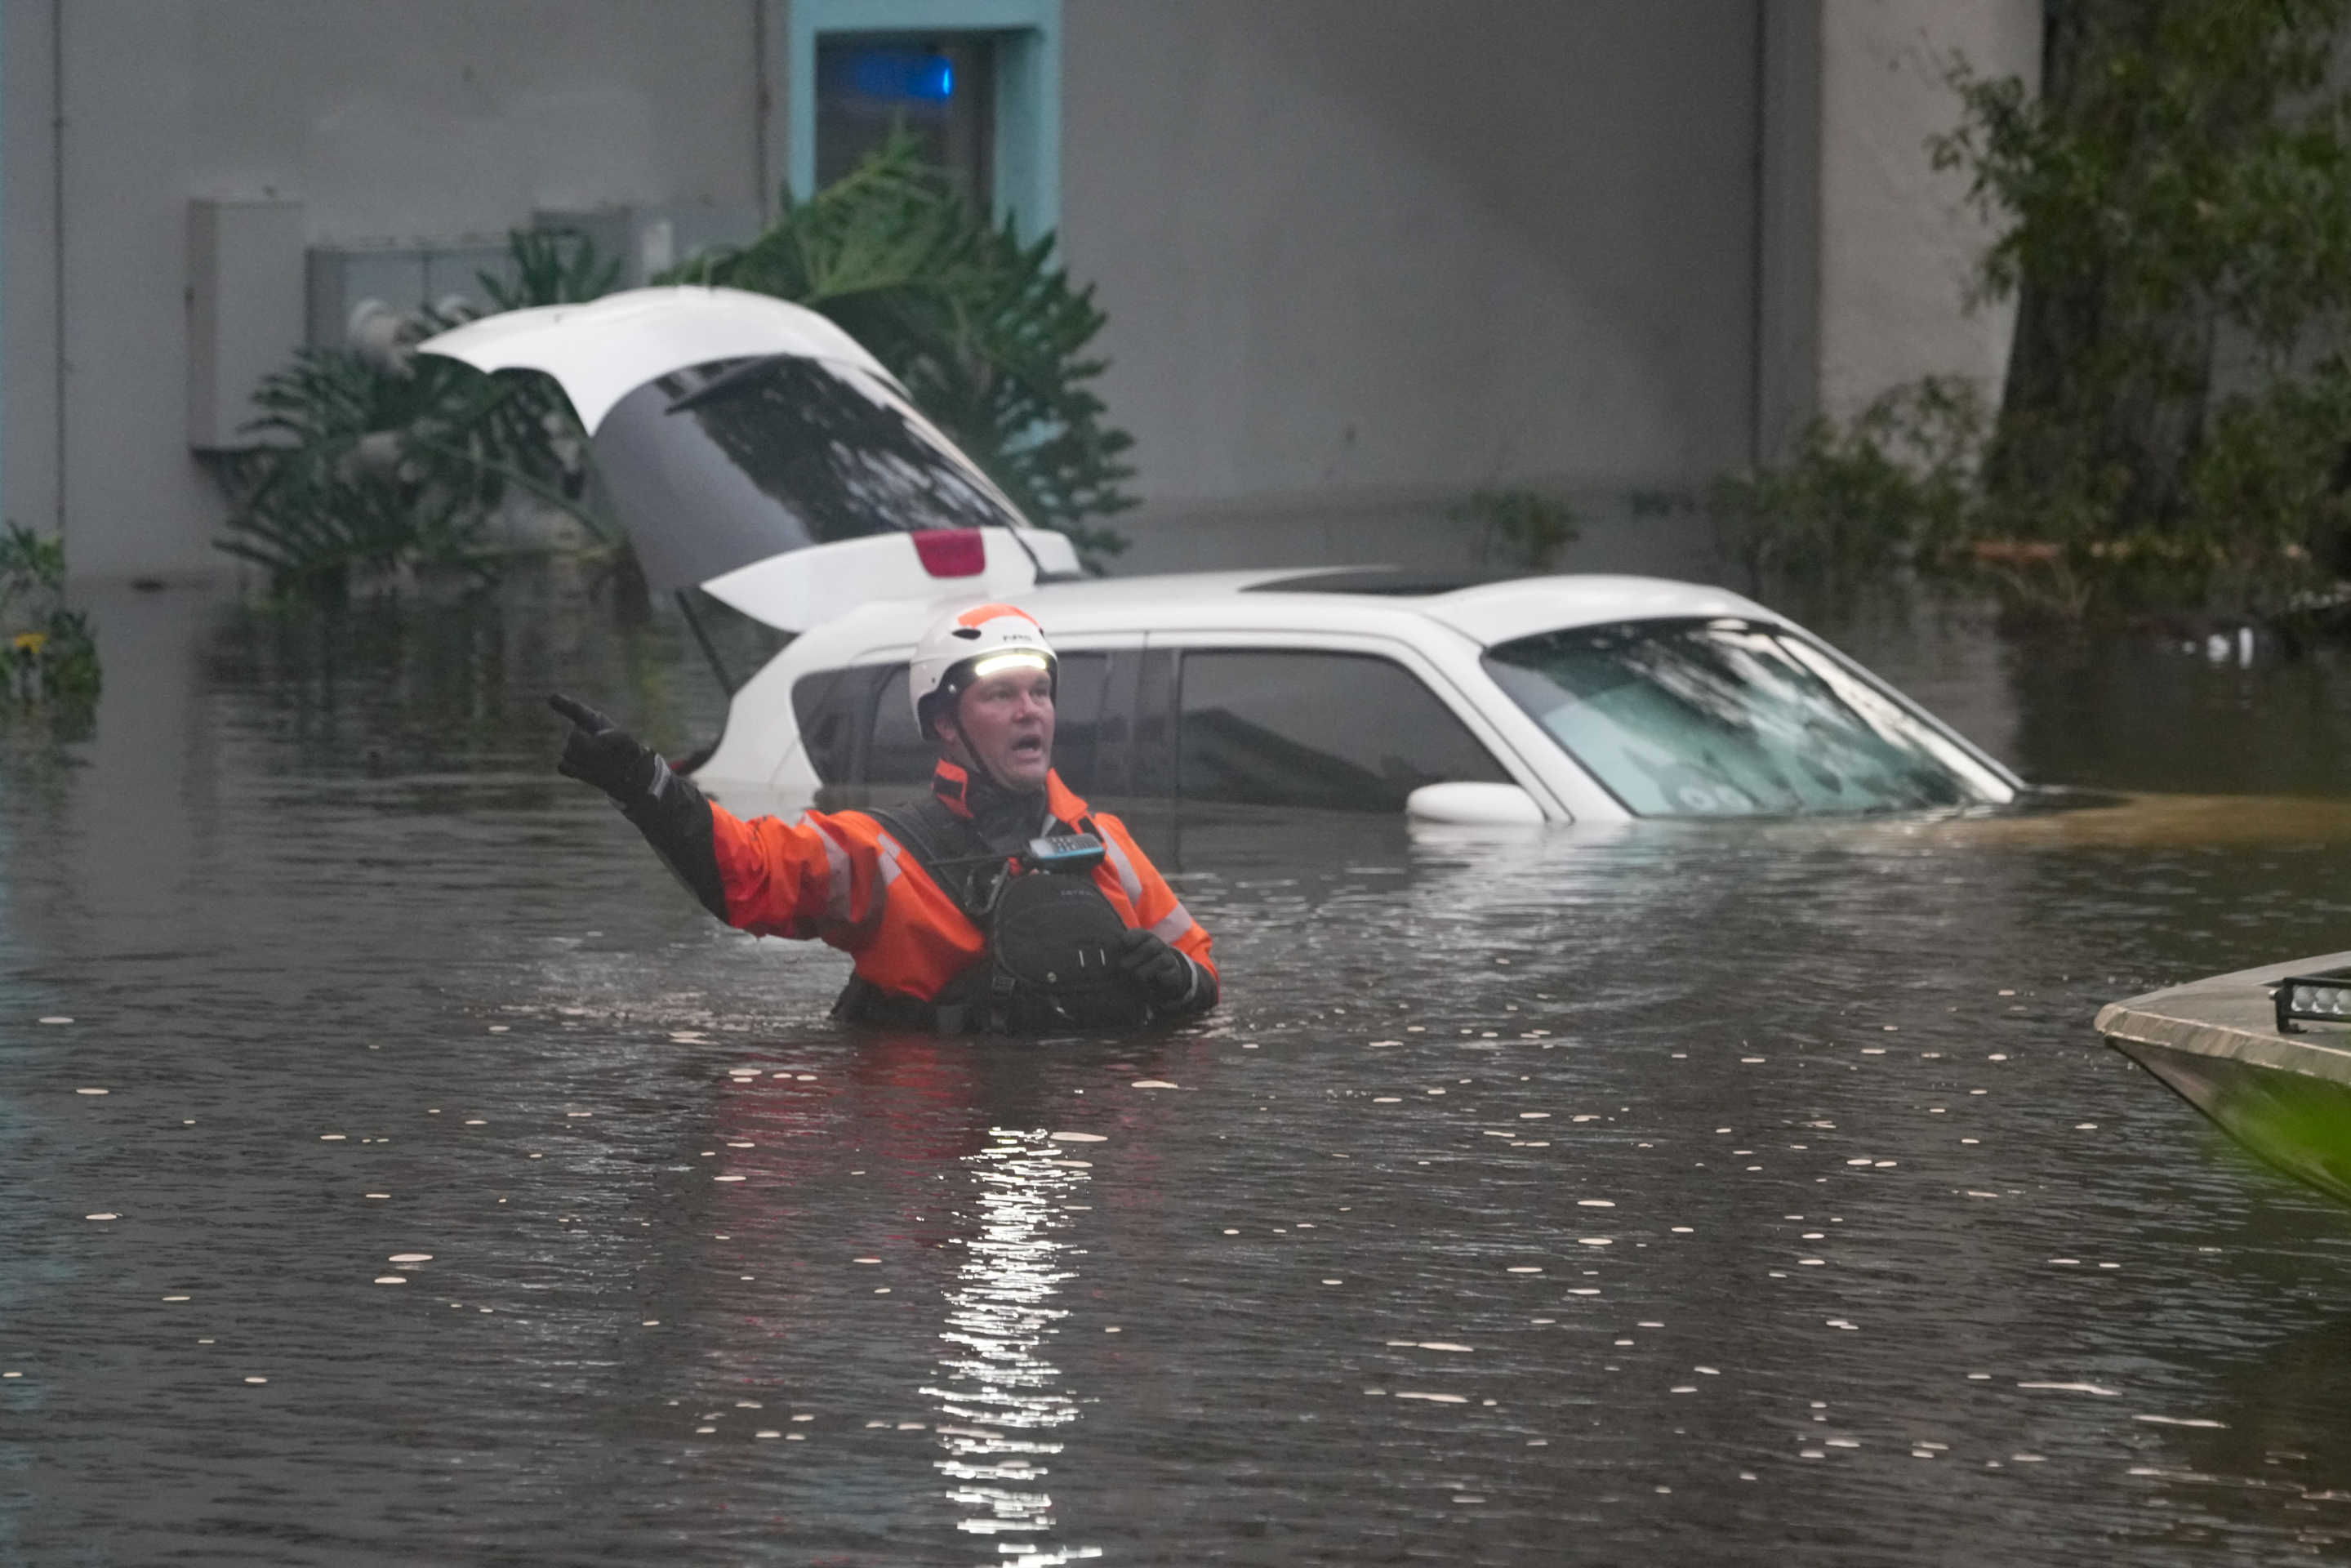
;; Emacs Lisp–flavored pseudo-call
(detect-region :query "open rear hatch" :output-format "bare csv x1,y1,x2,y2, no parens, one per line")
419,287,1080,627
420,287,1079,764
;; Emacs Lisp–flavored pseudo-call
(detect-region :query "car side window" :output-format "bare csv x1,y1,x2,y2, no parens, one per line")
867,667,933,785
1177,649,1508,811
790,666,879,784
862,653,1112,789
1043,653,1111,795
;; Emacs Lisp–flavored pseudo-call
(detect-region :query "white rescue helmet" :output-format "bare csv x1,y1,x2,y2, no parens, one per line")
910,602,1058,739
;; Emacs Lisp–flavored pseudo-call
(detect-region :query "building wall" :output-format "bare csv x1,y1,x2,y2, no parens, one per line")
4,0,769,581
1754,1,1823,465
1814,0,2041,421
4,0,62,555
1059,0,1767,551
3,0,2046,581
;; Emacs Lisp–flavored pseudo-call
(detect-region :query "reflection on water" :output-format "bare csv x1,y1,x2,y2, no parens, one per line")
11,581,2351,1561
2120,1315,2351,1556
928,1129,1098,1565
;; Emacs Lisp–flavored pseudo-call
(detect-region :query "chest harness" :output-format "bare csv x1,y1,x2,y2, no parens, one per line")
831,795,1153,1035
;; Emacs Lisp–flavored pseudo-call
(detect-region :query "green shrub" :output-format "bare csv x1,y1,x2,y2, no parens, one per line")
216,229,614,600
1710,378,1986,588
1918,0,2351,616
1714,4,2351,622
2180,358,2351,612
661,131,1135,564
0,523,100,714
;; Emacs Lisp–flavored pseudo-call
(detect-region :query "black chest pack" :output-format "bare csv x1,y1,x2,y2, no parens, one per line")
839,801,1152,1034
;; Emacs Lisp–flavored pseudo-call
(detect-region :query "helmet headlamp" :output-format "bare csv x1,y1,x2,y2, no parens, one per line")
969,650,1052,681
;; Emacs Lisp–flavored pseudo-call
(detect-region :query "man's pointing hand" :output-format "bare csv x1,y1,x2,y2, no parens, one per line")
550,693,661,805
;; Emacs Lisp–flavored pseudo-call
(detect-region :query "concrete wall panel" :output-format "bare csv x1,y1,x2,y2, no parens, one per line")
1816,0,2040,421
1061,1,1764,531
1755,1,1822,464
181,0,764,242
57,0,215,578
3,0,60,537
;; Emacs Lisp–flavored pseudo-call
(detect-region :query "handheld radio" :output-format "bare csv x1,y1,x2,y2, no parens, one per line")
1022,832,1107,874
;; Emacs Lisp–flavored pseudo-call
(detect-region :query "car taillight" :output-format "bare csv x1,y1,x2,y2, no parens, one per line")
912,528,986,577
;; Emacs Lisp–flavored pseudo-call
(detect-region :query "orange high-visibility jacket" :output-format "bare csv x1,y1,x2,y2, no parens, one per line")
704,760,1217,1006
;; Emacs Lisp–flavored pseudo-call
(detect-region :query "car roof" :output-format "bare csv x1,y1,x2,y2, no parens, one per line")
1033,568,1778,645
786,566,1784,659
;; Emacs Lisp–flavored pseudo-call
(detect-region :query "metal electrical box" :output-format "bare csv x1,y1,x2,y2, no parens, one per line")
186,198,306,451
304,243,517,349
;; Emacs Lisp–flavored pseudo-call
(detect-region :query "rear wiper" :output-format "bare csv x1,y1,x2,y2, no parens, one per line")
666,354,789,416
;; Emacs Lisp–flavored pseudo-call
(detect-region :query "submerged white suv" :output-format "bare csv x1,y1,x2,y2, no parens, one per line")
424,289,2023,823
700,568,2019,822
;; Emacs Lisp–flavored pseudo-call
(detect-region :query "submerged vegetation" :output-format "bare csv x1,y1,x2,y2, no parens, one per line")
1712,379,1986,595
1721,0,2351,626
217,135,1133,599
0,523,100,719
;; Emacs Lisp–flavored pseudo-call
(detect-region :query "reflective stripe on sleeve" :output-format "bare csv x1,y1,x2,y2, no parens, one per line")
803,813,854,924
1158,952,1203,1009
1098,830,1146,906
1150,903,1198,944
875,832,905,887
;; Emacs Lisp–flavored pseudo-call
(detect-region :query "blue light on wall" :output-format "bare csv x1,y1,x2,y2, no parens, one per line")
838,47,955,102
790,0,1062,238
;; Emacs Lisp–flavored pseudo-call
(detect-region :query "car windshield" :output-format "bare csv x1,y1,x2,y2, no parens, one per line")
1481,617,2012,817
590,354,1026,595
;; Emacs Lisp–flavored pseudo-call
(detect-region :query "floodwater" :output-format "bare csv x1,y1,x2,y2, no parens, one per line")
8,582,2351,1564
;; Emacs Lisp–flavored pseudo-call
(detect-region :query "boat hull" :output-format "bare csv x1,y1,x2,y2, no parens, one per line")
2098,951,2351,1206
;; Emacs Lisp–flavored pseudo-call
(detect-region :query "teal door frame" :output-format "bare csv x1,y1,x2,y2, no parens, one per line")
787,0,1062,238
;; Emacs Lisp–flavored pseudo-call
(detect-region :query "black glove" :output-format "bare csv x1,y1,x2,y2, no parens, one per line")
1118,927,1195,1005
550,693,661,805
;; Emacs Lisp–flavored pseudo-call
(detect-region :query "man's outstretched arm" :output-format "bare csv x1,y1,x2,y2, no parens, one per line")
550,693,728,918
550,694,884,944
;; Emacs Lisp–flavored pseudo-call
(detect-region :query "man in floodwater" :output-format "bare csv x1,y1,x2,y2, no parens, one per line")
549,601,1218,1032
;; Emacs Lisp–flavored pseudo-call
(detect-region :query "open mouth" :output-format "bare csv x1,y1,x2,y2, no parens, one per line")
1009,734,1047,760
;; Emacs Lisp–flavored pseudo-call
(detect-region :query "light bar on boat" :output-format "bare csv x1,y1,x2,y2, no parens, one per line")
2273,967,2351,1032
